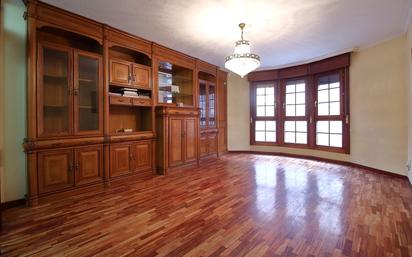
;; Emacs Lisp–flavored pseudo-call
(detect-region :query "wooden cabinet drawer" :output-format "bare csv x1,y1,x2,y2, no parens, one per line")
110,95,132,106
132,98,151,106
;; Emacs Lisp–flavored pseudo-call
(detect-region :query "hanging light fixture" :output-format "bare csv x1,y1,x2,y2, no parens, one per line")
224,23,260,78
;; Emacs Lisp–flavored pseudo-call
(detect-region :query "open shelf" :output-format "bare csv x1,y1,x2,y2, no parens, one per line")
109,105,152,134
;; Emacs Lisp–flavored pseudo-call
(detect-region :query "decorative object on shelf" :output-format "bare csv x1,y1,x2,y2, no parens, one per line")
224,23,260,78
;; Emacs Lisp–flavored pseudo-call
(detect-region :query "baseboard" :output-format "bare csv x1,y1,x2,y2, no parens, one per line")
228,150,408,179
1,198,26,210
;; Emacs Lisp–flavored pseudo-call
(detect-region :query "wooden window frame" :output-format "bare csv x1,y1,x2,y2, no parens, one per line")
250,81,279,146
313,69,350,154
249,67,350,154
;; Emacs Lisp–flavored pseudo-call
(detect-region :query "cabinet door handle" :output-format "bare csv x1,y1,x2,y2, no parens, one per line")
128,75,132,83
75,162,79,171
74,89,79,96
69,164,74,172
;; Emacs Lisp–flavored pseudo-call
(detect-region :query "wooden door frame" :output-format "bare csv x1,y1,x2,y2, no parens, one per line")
37,41,74,138
73,50,104,136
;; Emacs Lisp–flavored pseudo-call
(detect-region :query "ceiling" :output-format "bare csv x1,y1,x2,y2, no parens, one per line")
43,0,412,70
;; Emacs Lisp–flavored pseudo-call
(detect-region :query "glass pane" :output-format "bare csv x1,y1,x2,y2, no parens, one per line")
286,84,295,93
266,87,274,95
255,121,265,131
284,121,295,132
296,83,305,92
255,131,265,141
265,106,274,117
286,94,295,104
42,47,69,135
208,85,216,127
330,134,342,147
266,132,276,142
317,133,329,146
329,88,340,102
317,121,329,133
256,87,265,95
266,121,276,131
330,121,342,134
330,82,340,88
318,90,329,103
296,92,305,104
257,106,265,117
329,74,339,84
78,55,99,132
296,132,307,144
199,84,207,127
296,121,307,132
158,61,193,105
318,84,328,90
257,95,265,105
330,102,340,115
286,105,295,116
296,104,305,116
318,103,329,116
285,132,295,143
265,94,274,104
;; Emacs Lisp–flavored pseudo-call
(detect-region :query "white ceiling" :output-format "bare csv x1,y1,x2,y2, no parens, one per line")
43,0,412,69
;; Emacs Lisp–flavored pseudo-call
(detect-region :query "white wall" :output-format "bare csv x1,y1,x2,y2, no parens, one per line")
228,35,408,176
0,0,27,202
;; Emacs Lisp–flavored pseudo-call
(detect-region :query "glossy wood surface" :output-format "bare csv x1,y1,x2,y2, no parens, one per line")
2,153,412,256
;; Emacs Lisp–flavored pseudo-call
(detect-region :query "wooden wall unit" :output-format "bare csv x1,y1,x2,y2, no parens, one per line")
155,107,199,174
24,0,226,206
217,70,228,153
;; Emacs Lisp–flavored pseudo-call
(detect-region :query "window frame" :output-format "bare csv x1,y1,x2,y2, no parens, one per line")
250,81,279,146
313,69,350,153
280,77,311,148
249,68,350,154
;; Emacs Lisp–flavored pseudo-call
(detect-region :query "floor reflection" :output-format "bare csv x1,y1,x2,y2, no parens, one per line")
253,159,344,236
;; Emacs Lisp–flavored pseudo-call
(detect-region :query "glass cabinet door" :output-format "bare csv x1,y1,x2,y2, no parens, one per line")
158,61,193,106
199,81,207,128
75,52,101,135
38,44,72,137
208,84,216,128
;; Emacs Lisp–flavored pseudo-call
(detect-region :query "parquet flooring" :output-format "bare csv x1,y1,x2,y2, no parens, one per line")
1,153,412,257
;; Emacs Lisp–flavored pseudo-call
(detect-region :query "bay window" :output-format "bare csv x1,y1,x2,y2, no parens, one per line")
249,54,350,153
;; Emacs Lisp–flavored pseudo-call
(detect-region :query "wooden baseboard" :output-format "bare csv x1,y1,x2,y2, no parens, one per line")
1,198,26,210
228,150,408,179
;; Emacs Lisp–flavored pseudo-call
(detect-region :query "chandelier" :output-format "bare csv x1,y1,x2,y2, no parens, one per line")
224,23,261,78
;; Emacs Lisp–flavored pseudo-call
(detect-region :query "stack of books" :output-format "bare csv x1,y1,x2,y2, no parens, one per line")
115,88,139,97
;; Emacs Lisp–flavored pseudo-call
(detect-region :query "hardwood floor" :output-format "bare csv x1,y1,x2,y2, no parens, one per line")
1,153,412,257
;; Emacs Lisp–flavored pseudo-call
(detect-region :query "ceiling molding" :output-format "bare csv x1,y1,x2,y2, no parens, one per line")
257,48,354,71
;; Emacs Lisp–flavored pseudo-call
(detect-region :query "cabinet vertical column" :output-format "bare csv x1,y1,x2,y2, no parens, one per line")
102,26,110,187
25,1,38,207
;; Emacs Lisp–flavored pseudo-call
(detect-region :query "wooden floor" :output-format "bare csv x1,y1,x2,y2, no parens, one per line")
1,153,412,257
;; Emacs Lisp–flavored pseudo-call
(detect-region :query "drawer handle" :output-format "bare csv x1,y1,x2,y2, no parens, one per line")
52,143,61,147
84,140,92,144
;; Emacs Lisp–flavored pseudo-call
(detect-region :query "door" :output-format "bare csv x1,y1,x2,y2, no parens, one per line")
208,132,218,155
110,144,132,178
74,51,103,135
75,146,103,185
37,42,73,138
109,59,132,86
184,117,197,162
132,141,152,172
200,134,208,157
132,64,150,89
169,117,184,167
38,149,74,193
